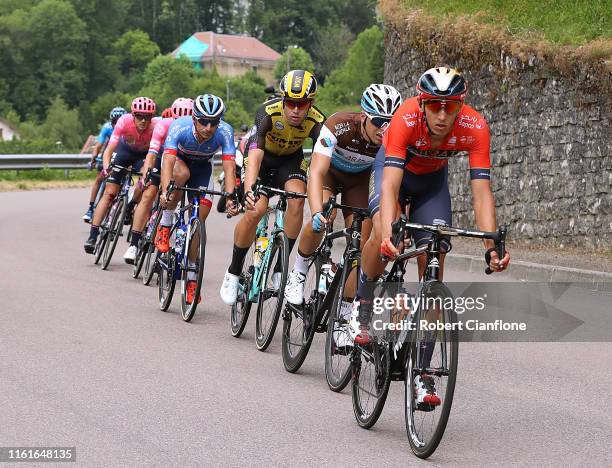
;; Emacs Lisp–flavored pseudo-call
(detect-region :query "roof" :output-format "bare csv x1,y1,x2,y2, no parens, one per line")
172,32,281,62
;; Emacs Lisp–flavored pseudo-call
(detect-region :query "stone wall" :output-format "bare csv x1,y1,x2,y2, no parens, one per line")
382,8,611,250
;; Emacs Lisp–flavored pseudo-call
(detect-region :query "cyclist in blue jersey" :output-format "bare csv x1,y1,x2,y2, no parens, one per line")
82,106,126,222
155,94,237,304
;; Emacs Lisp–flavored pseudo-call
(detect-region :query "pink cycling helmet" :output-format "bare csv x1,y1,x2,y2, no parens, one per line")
131,96,156,114
171,97,194,118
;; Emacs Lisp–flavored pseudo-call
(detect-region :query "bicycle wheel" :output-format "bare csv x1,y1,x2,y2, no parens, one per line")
351,339,391,429
281,255,321,373
255,231,289,351
101,196,126,270
405,280,458,459
135,206,161,280
325,256,359,392
93,211,111,265
180,218,206,322
230,243,255,337
158,228,177,311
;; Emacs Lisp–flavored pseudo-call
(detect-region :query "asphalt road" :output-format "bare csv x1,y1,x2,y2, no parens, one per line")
1,188,611,467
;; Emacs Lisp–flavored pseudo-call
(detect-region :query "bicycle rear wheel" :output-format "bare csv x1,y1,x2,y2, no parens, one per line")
255,232,289,351
93,211,111,265
351,340,391,429
158,228,177,311
325,257,359,392
230,243,255,337
180,218,206,322
141,208,162,284
101,196,126,270
405,280,458,459
281,256,321,373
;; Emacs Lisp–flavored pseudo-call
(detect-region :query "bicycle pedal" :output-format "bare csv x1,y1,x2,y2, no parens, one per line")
315,323,326,333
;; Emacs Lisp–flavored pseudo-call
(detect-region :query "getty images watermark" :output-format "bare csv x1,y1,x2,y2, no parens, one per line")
362,282,611,342
371,292,527,333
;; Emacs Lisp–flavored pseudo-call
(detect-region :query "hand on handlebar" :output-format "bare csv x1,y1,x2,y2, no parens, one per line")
244,190,257,210
485,248,510,273
100,165,110,178
380,237,400,261
311,211,328,233
225,193,240,217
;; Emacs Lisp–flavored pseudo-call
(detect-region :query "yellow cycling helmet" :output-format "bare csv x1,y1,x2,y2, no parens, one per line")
279,70,318,100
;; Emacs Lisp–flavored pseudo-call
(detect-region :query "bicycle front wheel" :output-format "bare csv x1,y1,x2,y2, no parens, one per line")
180,218,206,322
405,280,458,459
101,196,126,270
255,232,289,351
230,243,255,337
281,255,321,373
351,340,391,429
325,257,359,392
93,211,111,265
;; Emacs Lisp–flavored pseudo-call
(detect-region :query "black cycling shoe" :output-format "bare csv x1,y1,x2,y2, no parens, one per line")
84,236,97,254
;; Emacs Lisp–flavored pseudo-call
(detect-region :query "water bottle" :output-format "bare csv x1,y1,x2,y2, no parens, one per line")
175,226,186,252
318,263,332,294
253,236,268,268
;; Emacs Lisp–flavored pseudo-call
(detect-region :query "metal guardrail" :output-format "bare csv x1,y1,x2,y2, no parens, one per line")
0,149,313,171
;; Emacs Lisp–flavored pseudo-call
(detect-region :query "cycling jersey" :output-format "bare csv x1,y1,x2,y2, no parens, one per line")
148,117,173,156
163,116,235,163
97,122,113,145
313,111,379,173
383,97,491,180
109,114,161,153
250,98,324,156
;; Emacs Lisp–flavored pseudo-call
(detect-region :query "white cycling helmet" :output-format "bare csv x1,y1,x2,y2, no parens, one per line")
360,84,402,118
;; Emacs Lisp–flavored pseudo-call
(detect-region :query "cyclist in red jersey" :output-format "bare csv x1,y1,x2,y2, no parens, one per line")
352,66,511,350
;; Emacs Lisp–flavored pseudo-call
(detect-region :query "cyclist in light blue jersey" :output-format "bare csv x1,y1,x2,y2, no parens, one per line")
82,106,126,222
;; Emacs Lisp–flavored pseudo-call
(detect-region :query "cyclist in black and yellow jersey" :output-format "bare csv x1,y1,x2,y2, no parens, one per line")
220,70,325,305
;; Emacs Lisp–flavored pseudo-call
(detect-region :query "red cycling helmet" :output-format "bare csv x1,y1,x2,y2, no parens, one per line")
171,97,194,118
131,96,156,114
161,108,172,118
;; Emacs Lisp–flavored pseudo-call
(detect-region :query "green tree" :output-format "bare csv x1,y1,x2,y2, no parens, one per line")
138,55,196,109
108,29,161,92
223,100,252,130
317,25,384,114
273,47,315,80
227,71,266,115
90,91,131,127
312,23,354,81
20,97,83,150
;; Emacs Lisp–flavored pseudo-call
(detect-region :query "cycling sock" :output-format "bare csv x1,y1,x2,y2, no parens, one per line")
89,225,100,239
130,231,142,247
228,244,250,276
293,251,311,275
355,268,370,300
161,210,173,226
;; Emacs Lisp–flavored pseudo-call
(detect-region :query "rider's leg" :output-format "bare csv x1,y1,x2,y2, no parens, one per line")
228,195,269,275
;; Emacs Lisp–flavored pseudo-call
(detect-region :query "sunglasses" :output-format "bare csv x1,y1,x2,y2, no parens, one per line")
423,99,463,114
368,115,391,128
283,99,311,110
195,117,220,127
133,113,153,121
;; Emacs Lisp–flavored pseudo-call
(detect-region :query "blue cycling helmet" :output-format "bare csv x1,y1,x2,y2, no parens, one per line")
109,106,127,120
360,84,402,119
193,94,225,119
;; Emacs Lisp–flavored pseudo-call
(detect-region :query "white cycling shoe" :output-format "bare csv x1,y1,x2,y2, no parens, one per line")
414,374,441,408
123,245,137,264
284,270,306,305
220,270,240,305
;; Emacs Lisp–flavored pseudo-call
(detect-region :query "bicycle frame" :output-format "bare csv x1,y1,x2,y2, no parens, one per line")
247,199,286,303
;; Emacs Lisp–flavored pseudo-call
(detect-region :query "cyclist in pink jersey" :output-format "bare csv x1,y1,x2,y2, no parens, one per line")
84,97,158,254
122,98,193,264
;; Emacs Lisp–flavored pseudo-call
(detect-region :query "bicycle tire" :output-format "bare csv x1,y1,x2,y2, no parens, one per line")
101,196,126,270
158,249,176,311
230,243,255,337
255,231,289,351
325,256,359,392
351,340,391,429
180,218,206,322
93,211,111,265
281,256,321,373
405,280,458,459
137,207,162,281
